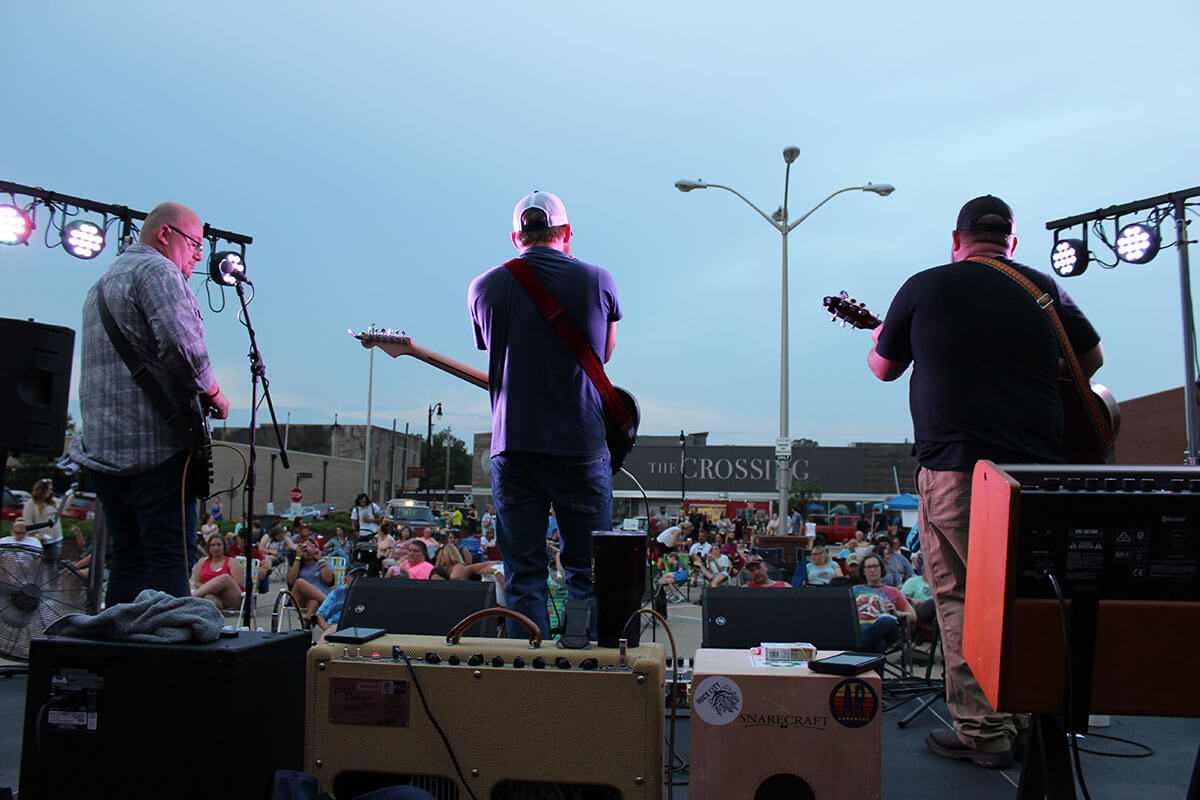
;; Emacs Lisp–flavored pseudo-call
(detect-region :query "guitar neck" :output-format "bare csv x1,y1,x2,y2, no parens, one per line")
405,344,489,390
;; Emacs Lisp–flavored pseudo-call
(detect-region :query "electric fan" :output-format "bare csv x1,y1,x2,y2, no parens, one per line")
0,545,92,660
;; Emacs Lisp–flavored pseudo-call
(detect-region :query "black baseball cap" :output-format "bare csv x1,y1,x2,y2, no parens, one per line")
956,195,1014,234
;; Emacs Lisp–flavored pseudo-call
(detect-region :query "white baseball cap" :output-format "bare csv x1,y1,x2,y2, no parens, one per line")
512,190,568,232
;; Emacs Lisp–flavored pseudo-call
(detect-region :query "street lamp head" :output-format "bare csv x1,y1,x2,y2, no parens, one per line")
674,179,707,192
782,146,800,164
863,183,895,197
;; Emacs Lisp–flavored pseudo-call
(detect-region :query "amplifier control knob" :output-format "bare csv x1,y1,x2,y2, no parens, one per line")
491,656,505,668
1066,477,1082,491
1122,477,1138,491
424,652,441,665
1040,477,1061,491
1170,478,1186,492
580,658,599,671
1085,478,1100,491
1104,478,1120,491
1141,478,1156,491
448,655,461,666
469,654,485,667
513,656,525,668
532,657,547,669
555,657,572,670
1190,479,1200,492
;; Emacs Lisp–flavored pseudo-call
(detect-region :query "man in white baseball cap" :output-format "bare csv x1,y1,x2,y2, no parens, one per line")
468,190,622,638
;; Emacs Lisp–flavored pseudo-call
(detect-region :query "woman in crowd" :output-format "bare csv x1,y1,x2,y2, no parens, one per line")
199,512,220,541
287,538,334,622
323,525,353,560
805,545,844,586
386,540,434,580
853,552,917,653
376,519,398,569
659,552,690,603
191,532,244,610
435,539,464,572
23,479,62,560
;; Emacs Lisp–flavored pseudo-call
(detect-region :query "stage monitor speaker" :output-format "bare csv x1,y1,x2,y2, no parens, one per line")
340,577,499,637
19,630,308,800
305,633,666,799
702,586,861,650
0,318,74,456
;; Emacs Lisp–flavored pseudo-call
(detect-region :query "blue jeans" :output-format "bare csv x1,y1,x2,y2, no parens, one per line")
860,615,900,653
88,450,199,606
491,451,612,638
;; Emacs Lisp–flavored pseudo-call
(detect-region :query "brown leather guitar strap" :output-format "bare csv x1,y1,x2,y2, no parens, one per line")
968,256,1114,453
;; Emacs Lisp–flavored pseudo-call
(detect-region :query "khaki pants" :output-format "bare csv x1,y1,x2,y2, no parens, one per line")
918,467,1025,751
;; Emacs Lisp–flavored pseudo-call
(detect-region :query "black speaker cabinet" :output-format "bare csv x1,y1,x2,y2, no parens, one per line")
0,318,74,456
701,586,862,650
19,630,308,800
340,577,499,636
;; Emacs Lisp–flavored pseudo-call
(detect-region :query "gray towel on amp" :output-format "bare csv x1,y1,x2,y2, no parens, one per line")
45,589,224,643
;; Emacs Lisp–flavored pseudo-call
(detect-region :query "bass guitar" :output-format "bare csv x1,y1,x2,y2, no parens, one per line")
350,327,640,474
821,291,1120,464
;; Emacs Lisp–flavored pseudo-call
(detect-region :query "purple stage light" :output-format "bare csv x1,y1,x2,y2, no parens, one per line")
62,219,105,259
0,204,33,245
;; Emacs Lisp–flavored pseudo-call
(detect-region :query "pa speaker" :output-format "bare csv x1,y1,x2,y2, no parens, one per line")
701,586,862,650
340,577,499,636
20,630,308,800
0,318,74,456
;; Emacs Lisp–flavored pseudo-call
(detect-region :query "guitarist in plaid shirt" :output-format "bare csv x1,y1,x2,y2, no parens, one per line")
69,202,229,605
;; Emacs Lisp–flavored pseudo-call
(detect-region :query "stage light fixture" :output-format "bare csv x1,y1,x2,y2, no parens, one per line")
1051,238,1088,277
1115,221,1160,264
209,250,247,285
0,204,33,245
61,219,105,259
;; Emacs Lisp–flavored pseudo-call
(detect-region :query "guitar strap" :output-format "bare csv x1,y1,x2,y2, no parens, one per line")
501,257,635,435
95,278,203,452
967,256,1114,454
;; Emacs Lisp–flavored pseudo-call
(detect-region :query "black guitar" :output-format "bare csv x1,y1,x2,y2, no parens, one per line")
352,327,640,474
182,395,214,501
822,291,1120,464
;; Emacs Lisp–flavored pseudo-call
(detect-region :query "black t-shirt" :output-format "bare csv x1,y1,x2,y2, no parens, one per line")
876,258,1100,470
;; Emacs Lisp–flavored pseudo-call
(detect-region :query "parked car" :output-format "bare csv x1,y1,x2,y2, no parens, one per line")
808,514,858,544
310,503,337,519
2,489,23,521
60,492,97,521
385,499,438,536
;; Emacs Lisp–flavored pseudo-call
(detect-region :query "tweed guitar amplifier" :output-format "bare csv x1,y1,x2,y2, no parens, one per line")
305,611,666,799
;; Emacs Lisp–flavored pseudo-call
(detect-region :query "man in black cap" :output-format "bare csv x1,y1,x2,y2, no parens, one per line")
867,195,1103,769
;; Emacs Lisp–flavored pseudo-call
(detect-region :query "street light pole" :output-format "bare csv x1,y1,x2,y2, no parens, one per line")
676,151,894,521
425,402,442,505
364,345,374,496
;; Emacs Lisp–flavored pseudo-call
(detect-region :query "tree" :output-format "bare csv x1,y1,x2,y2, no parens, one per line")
423,428,472,492
791,437,819,447
788,476,822,520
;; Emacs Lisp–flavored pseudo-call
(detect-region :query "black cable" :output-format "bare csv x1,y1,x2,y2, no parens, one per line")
397,648,479,800
620,607,679,800
1075,732,1154,759
1044,571,1093,800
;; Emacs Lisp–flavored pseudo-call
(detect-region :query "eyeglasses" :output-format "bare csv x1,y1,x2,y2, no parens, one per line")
167,224,204,255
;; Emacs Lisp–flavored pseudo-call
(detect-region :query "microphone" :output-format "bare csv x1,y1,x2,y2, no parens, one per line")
209,251,252,286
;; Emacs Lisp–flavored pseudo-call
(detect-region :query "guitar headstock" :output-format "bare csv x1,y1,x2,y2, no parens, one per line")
822,291,882,330
349,325,415,358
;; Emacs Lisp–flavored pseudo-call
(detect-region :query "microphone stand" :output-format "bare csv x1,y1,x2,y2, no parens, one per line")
234,280,289,630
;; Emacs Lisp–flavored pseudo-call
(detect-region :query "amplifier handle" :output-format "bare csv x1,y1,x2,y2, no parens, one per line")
447,608,542,648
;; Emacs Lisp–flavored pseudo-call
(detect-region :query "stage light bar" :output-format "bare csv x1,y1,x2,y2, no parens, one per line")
0,204,33,245
1051,239,1088,277
61,219,105,259
1115,222,1160,264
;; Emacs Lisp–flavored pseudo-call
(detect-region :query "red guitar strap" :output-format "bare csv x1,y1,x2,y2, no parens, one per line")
968,256,1114,453
502,257,634,433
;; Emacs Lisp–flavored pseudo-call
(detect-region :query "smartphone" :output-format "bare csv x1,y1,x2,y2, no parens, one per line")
807,652,885,676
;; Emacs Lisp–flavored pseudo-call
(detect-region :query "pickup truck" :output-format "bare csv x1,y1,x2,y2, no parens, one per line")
809,514,859,544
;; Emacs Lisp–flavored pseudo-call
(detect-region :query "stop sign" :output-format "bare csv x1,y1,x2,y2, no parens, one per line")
290,488,303,502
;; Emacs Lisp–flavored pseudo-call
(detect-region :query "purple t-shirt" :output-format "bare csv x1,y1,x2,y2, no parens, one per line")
469,246,621,457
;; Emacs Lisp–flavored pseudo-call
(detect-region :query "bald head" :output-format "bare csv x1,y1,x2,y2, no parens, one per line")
140,202,204,277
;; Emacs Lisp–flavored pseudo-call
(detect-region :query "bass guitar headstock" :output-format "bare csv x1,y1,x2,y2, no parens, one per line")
349,325,415,358
822,291,882,330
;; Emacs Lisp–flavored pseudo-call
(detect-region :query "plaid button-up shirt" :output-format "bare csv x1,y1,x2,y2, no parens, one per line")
69,243,214,474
